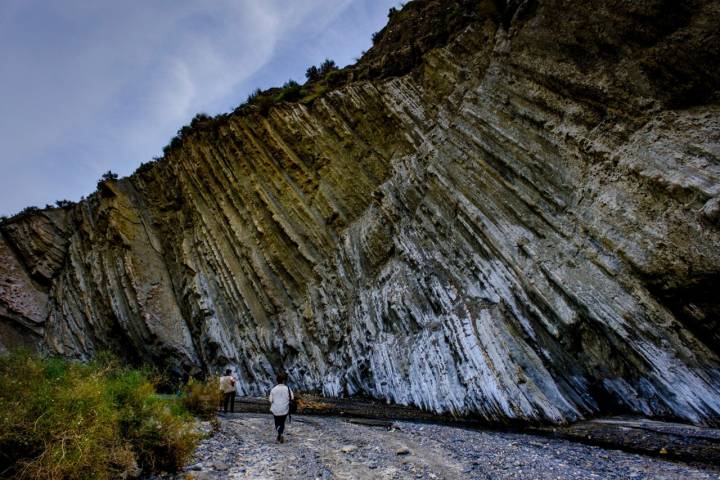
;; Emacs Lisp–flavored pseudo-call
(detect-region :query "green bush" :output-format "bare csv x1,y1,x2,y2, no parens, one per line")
135,159,157,175
324,69,348,87
275,79,302,103
18,206,40,217
100,171,118,182
246,87,262,104
256,94,275,116
305,59,338,82
180,377,222,420
305,65,320,82
162,135,183,155
96,171,119,191
318,58,338,76
300,84,329,105
190,113,211,128
0,351,199,479
243,87,276,115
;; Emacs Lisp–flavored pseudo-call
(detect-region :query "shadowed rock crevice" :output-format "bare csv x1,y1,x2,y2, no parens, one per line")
647,273,720,358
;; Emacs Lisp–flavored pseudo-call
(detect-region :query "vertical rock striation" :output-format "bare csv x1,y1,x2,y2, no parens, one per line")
2,0,720,425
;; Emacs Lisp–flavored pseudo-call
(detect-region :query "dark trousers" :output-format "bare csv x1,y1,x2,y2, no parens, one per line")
223,392,235,413
274,414,287,436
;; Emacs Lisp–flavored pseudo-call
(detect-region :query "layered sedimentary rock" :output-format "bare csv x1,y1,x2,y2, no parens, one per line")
2,0,720,425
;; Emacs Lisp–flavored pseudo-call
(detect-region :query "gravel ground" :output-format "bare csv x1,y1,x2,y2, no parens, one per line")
167,413,720,480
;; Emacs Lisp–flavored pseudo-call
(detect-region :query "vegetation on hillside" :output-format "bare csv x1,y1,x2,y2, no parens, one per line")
0,351,201,479
181,377,223,420
0,206,42,225
3,1,491,214
157,0,491,158
54,199,74,209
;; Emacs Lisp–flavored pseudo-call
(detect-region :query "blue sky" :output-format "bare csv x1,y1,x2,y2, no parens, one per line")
0,0,402,216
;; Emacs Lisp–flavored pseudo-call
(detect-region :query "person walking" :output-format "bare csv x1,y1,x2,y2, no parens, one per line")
268,372,293,443
219,369,236,414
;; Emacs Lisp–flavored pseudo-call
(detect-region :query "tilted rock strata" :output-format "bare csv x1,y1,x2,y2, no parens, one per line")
1,0,720,425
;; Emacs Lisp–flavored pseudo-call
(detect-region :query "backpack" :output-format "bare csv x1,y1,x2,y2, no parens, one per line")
287,385,297,414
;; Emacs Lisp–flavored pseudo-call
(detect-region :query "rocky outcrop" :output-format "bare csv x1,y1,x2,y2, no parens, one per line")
2,0,720,425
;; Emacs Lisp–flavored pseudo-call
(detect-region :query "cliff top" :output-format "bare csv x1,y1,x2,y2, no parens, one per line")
0,0,498,226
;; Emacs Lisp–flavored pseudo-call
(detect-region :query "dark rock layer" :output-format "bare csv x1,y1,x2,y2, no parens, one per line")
2,0,720,425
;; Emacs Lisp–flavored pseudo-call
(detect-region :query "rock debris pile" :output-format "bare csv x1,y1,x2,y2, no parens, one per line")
157,414,720,479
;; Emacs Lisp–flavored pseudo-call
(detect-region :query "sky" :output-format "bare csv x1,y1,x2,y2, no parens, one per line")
0,0,402,216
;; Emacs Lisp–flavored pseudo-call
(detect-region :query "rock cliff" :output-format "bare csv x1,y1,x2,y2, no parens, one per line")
2,0,720,425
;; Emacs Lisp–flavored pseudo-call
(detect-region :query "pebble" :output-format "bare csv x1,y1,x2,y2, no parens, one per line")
161,413,719,480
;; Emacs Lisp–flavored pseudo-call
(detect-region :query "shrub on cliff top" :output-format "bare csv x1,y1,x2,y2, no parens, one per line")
275,79,303,103
305,59,338,82
318,58,338,76
162,135,184,156
246,87,263,104
324,69,348,87
19,206,40,216
243,87,275,116
100,170,118,182
305,65,321,82
0,351,199,479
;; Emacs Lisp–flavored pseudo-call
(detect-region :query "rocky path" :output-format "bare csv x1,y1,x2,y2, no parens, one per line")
171,414,720,479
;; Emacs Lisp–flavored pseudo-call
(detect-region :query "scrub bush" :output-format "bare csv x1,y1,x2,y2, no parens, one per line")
180,377,222,420
305,65,320,82
275,80,302,102
318,58,338,76
0,352,199,479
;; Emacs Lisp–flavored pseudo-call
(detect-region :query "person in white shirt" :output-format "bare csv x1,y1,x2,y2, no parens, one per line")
268,372,293,443
219,369,236,413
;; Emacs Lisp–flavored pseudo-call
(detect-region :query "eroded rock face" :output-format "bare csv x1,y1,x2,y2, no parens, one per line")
2,0,720,425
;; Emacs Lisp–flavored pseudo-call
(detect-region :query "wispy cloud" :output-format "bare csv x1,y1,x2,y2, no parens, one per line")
0,0,400,216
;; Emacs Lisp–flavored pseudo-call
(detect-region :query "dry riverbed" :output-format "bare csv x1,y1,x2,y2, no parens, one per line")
159,413,720,479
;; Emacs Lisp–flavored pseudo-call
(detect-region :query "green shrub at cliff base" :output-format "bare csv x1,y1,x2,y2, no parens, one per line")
180,377,222,420
0,351,200,480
